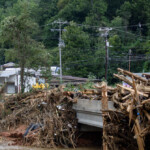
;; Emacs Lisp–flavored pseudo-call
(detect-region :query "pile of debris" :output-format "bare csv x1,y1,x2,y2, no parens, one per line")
66,85,116,101
0,87,77,148
102,68,150,150
1,68,150,149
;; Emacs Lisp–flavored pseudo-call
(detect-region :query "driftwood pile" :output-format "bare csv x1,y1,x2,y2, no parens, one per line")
0,87,77,148
73,85,116,101
1,68,150,149
101,68,150,150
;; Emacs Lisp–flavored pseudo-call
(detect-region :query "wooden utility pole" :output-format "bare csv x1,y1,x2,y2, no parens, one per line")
102,82,108,150
99,28,112,80
105,36,108,80
51,19,67,83
128,49,132,72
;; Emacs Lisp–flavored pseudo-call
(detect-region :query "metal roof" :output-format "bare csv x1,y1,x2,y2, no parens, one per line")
3,62,15,67
0,68,42,78
0,70,17,78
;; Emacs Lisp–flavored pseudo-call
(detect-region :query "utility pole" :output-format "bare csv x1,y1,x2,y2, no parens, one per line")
58,21,62,84
99,27,112,80
91,0,93,6
51,19,67,83
128,49,132,72
139,22,142,37
138,22,142,42
105,35,108,80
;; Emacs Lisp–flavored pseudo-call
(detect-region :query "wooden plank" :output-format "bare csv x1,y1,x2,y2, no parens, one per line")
132,76,145,150
101,83,108,150
134,119,145,150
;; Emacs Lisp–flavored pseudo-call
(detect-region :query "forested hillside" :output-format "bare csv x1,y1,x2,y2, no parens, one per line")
0,0,150,83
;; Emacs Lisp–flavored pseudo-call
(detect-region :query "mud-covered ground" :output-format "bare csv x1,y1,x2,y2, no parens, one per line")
0,145,101,150
0,130,102,150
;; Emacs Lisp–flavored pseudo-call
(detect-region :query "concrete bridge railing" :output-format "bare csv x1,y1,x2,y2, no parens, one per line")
73,99,115,128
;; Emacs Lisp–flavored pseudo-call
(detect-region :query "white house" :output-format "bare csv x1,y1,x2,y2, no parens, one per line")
51,66,59,75
0,68,36,94
0,65,60,94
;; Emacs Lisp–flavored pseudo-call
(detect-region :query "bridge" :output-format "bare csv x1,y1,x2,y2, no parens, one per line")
73,99,115,129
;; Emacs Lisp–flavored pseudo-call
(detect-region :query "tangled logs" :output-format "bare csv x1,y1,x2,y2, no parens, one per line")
0,87,77,148
100,68,150,150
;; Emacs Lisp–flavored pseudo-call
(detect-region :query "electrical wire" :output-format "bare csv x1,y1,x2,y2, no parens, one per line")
61,55,150,67
40,21,150,30
113,28,148,40
61,58,147,68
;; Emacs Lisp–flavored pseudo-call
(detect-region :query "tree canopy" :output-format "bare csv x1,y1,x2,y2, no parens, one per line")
0,0,150,84
0,0,50,92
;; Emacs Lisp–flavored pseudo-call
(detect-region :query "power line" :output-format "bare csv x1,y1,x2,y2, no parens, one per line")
109,32,150,42
62,54,150,66
113,28,148,40
47,47,150,57
40,21,150,30
112,23,150,29
61,57,148,69
54,56,149,70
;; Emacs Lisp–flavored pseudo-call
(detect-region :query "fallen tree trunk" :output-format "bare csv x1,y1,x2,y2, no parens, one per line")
117,68,148,83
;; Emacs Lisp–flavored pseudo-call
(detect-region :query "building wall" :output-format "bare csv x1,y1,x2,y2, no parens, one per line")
24,76,36,92
7,75,15,83
18,75,36,93
0,77,5,85
7,83,16,94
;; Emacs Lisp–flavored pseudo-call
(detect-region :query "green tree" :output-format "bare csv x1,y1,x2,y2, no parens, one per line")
0,1,50,93
38,0,58,25
62,23,92,77
57,0,69,10
0,49,5,65
106,0,128,20
85,0,107,26
57,0,91,23
1,0,150,85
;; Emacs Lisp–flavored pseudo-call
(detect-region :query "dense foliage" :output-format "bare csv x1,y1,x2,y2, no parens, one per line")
0,0,150,84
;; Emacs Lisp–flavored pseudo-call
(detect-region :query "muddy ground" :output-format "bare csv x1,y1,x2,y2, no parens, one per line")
0,124,102,149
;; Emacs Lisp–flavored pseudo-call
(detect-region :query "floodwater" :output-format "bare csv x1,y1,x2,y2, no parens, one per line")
0,145,101,150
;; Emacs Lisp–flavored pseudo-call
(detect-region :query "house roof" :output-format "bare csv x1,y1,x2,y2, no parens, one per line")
0,70,17,78
3,62,15,68
0,68,42,78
